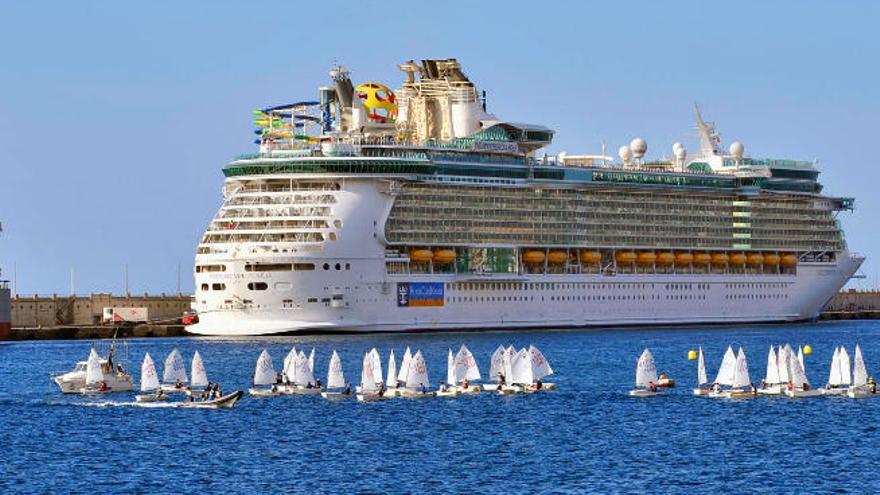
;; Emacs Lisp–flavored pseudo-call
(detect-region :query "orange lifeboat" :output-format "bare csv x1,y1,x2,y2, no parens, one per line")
711,253,729,265
410,249,433,263
656,252,675,265
637,252,657,264
746,253,764,266
432,249,456,264
616,251,637,264
730,253,747,265
675,252,694,264
781,254,798,267
548,251,567,264
523,250,546,264
579,250,602,264
693,253,712,265
763,254,781,266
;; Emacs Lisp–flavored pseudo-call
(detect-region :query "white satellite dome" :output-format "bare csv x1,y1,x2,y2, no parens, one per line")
729,141,744,160
674,145,687,160
672,142,683,152
630,138,647,158
618,145,633,163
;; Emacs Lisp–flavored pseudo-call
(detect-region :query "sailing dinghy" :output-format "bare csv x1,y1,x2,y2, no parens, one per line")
453,345,483,394
160,348,189,393
356,349,387,402
135,353,167,402
629,348,663,397
185,351,210,398
708,347,755,399
321,351,351,399
483,345,507,392
821,346,851,396
397,350,434,398
784,345,822,398
437,349,459,397
847,345,878,398
692,347,711,396
80,348,110,394
757,346,785,395
249,350,282,397
286,350,321,394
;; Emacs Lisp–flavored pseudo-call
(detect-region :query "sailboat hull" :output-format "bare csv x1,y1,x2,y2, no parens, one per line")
320,391,352,400
784,388,823,398
847,386,880,399
249,387,283,397
757,384,785,396
629,389,664,397
179,391,243,409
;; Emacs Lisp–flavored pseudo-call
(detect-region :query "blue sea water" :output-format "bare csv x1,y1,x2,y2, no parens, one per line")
1,320,879,494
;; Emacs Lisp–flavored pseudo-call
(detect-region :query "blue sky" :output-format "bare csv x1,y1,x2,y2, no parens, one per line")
1,1,878,295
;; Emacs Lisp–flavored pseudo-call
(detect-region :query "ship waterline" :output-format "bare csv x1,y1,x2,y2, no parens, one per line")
189,58,863,336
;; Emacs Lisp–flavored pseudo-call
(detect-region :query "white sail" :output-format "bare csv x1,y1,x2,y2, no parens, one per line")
140,352,160,392
369,348,383,385
446,349,455,385
283,346,298,381
489,345,505,382
511,348,535,385
788,349,809,387
697,347,707,385
502,346,514,383
253,349,276,386
635,348,658,387
853,345,867,387
454,345,481,382
386,350,397,387
828,346,841,386
777,345,791,384
798,346,805,372
732,347,751,389
838,346,852,386
765,346,779,384
528,345,554,380
308,348,315,373
714,346,737,386
397,347,412,383
295,351,315,386
85,348,103,385
405,350,429,389
163,348,188,384
191,351,208,388
360,352,377,392
327,351,345,389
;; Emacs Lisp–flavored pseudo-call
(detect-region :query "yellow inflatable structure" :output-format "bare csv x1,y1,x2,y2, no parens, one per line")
355,82,398,123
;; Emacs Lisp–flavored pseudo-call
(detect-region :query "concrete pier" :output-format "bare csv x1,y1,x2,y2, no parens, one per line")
5,324,188,341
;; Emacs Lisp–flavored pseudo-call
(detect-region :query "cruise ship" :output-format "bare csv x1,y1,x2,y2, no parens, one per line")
188,58,863,336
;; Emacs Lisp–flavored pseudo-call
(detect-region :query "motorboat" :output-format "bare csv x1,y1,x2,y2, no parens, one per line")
52,344,134,394
179,390,243,409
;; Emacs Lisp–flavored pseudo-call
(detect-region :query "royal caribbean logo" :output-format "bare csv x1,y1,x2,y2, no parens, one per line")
397,282,444,307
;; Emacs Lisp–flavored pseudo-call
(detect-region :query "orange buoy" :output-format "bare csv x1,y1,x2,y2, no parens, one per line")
657,252,675,265
746,253,764,266
711,253,729,265
523,250,546,264
548,251,567,264
637,252,657,264
763,254,780,266
579,250,602,264
694,253,712,265
410,249,433,263
730,253,747,265
432,249,456,263
675,252,694,264
616,251,637,264
781,254,798,267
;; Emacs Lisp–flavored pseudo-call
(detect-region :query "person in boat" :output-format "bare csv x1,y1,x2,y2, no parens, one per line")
306,382,314,389
760,379,767,390
276,372,284,385
535,379,543,390
749,382,757,396
271,384,278,393
648,381,657,392
377,382,386,397
439,381,448,393
315,379,322,390
116,363,124,375
787,379,794,391
462,378,470,390
712,382,721,393
869,377,877,394
175,379,183,389
803,382,811,391
497,372,506,386
419,383,427,394
98,381,108,392
157,389,167,399
343,383,352,395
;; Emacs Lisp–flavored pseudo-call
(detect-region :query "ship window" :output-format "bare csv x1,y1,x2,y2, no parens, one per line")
197,264,226,273
323,263,330,270
294,263,316,271
211,283,226,291
345,263,351,270
246,263,292,272
335,263,341,271
307,297,318,303
247,282,268,291
201,284,209,291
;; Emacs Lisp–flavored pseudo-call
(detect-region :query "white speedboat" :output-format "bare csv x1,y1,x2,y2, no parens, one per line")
179,390,243,409
53,346,135,394
629,348,665,397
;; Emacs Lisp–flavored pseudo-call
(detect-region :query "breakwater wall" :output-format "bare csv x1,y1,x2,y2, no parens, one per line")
5,324,187,341
11,293,191,327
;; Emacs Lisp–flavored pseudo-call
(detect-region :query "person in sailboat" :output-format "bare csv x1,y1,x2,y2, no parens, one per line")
98,381,108,392
377,382,386,397
869,377,877,394
343,383,352,395
175,379,183,390
749,382,757,396
315,379,322,390
439,381,448,393
759,378,767,390
276,372,284,385
306,381,314,389
497,371,506,386
534,378,543,390
116,362,124,375
419,383,427,394
648,381,657,393
462,378,470,390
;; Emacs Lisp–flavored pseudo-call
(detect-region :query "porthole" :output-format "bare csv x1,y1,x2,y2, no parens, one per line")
323,263,330,271
334,263,341,271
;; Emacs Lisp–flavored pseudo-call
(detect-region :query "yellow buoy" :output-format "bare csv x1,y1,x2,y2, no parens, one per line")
687,350,697,361
804,345,813,355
